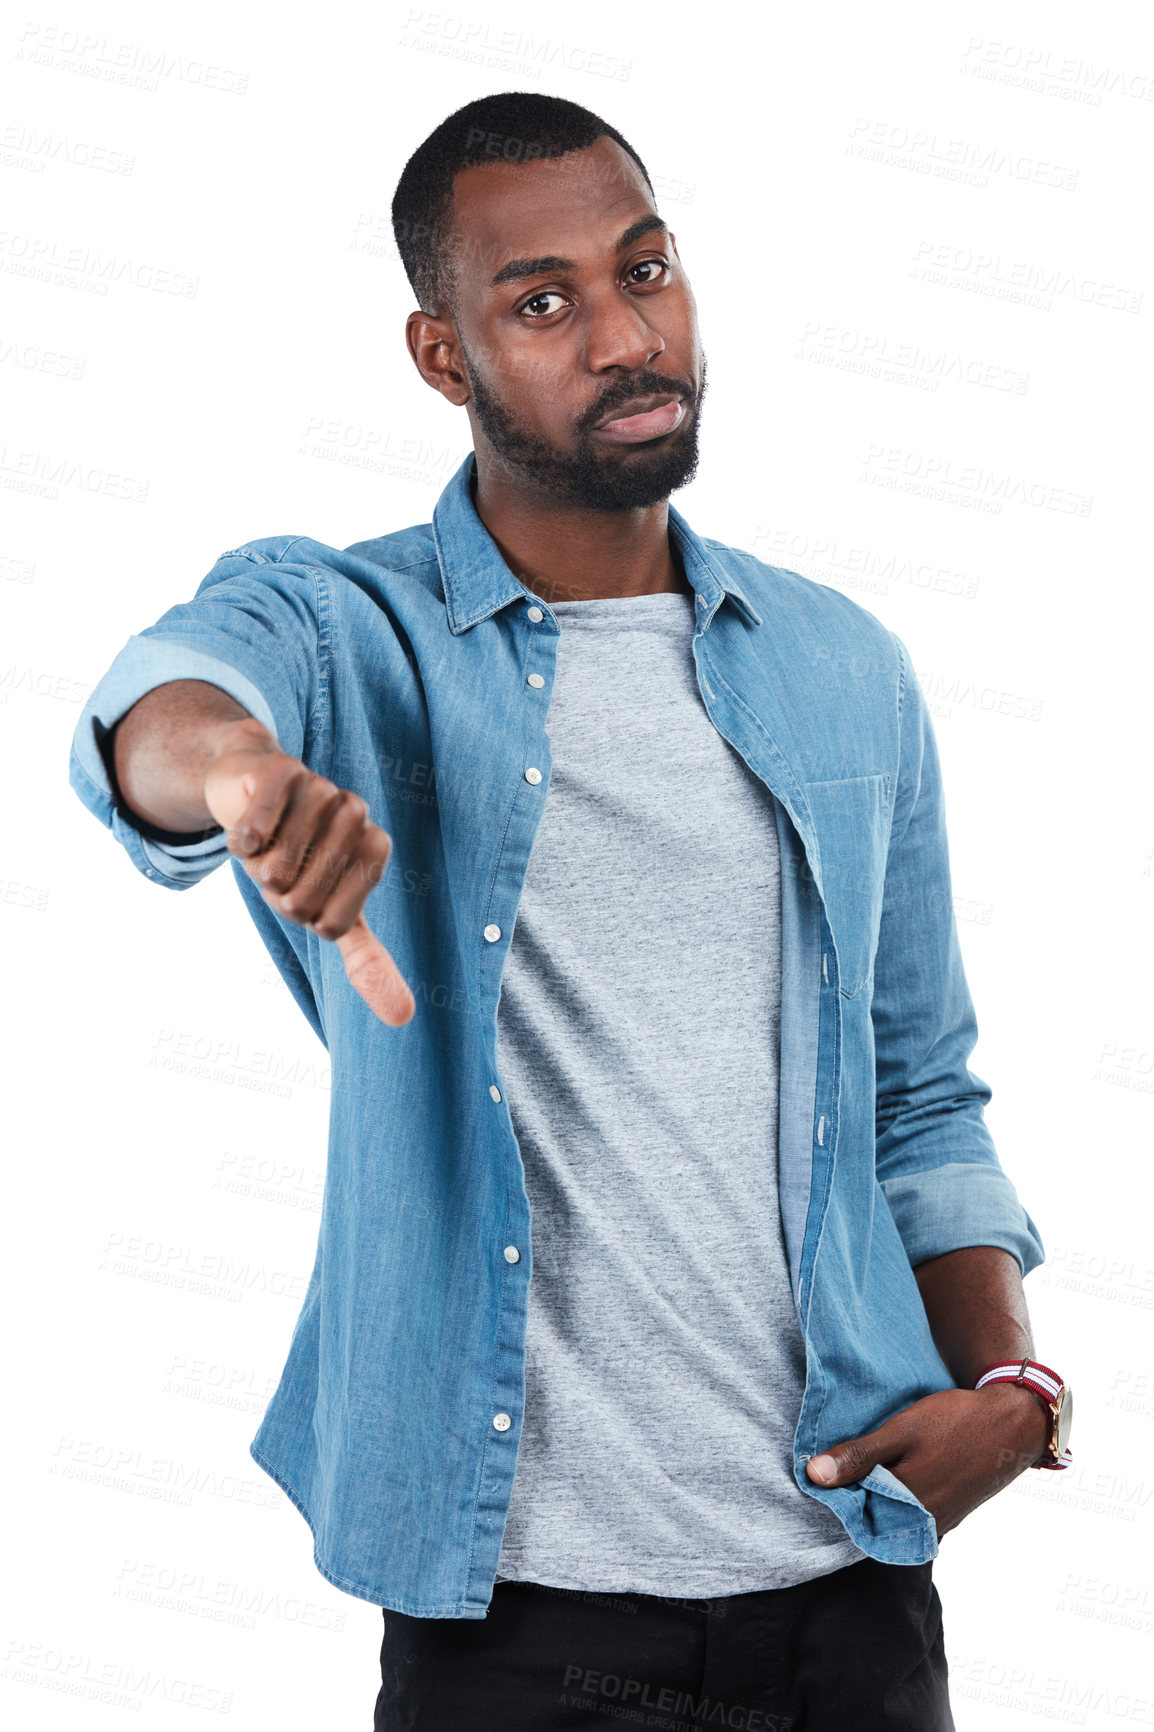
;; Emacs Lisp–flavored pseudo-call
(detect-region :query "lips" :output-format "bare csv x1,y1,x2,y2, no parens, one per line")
593,395,686,443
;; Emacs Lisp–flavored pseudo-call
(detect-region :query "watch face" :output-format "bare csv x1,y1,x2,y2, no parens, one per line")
1055,1385,1074,1455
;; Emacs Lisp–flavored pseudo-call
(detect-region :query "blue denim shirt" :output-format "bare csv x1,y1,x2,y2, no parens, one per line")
68,453,1044,1617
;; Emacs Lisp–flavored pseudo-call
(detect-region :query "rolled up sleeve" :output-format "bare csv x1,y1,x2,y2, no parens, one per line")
68,542,326,891
871,632,1045,1277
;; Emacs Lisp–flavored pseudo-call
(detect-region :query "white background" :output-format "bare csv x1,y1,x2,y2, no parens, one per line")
3,0,1152,1725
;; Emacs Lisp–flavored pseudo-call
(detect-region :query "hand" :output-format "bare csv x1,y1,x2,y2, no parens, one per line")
805,1383,1049,1537
203,719,415,1027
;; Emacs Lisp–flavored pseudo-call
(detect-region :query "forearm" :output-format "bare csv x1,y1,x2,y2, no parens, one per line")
111,678,273,831
913,1244,1033,1388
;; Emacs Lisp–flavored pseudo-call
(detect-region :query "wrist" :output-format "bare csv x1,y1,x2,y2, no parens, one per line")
207,713,277,764
976,1378,1049,1464
202,716,284,835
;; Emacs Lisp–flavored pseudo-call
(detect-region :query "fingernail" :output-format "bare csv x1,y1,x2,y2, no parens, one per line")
808,1454,837,1484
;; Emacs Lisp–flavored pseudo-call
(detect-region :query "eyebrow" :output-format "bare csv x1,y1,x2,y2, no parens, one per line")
489,214,670,287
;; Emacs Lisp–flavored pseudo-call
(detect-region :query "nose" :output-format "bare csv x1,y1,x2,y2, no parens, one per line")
583,286,665,375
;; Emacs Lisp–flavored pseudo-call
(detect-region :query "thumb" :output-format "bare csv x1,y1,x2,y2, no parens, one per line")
806,1432,887,1488
336,915,416,1027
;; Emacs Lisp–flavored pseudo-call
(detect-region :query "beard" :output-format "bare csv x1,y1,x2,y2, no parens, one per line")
462,350,707,511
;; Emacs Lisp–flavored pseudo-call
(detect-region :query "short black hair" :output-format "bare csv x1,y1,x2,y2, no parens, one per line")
391,92,654,316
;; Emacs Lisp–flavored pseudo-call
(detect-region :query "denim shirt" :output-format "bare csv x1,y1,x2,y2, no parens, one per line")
68,453,1044,1617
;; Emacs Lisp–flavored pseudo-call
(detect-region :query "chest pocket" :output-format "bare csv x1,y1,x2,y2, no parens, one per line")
802,774,892,997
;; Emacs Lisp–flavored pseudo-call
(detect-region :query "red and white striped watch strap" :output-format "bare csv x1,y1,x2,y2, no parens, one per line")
974,1358,1072,1468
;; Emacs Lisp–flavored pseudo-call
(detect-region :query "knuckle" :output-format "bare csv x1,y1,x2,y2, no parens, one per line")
247,856,287,890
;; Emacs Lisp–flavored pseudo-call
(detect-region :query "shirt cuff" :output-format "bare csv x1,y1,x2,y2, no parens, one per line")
880,1162,1046,1277
69,635,280,890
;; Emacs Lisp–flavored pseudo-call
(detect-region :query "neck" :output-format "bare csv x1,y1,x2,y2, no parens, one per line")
471,457,690,606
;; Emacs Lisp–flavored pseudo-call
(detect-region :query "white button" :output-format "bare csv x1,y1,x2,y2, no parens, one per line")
484,924,501,942
526,605,544,622
490,1084,502,1102
527,673,545,688
504,1245,521,1263
524,767,542,785
493,1412,512,1432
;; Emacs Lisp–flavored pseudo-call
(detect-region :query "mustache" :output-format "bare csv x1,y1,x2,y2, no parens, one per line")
575,368,701,435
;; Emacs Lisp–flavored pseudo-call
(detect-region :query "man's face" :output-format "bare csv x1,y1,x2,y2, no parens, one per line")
438,135,705,511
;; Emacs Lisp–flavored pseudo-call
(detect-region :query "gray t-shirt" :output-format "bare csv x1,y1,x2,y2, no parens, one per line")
494,590,863,1597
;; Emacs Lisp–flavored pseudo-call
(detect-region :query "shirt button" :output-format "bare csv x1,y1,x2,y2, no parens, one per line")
493,1412,512,1431
527,673,545,688
504,1245,521,1263
526,605,544,623
484,924,501,942
524,767,542,785
490,1084,502,1102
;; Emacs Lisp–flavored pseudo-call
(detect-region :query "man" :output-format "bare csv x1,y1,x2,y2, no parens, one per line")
69,92,1071,1730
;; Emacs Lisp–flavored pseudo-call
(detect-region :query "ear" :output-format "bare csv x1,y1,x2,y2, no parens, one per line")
405,310,471,408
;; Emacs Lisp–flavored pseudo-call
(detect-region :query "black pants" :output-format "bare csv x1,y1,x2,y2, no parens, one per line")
374,1557,954,1730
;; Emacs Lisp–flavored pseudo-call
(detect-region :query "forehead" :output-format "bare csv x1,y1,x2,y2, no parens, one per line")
448,136,657,286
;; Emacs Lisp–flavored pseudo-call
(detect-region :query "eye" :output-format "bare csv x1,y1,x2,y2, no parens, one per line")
519,290,569,319
627,258,670,287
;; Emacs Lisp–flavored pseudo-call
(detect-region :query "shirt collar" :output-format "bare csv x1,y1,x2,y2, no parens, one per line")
431,453,762,634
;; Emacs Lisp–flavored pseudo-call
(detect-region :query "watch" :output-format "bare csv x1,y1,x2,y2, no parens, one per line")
974,1358,1073,1470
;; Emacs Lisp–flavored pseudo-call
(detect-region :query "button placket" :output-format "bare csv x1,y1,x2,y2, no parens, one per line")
483,608,552,1119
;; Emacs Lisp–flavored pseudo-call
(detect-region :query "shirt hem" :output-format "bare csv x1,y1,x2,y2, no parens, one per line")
248,1442,492,1619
